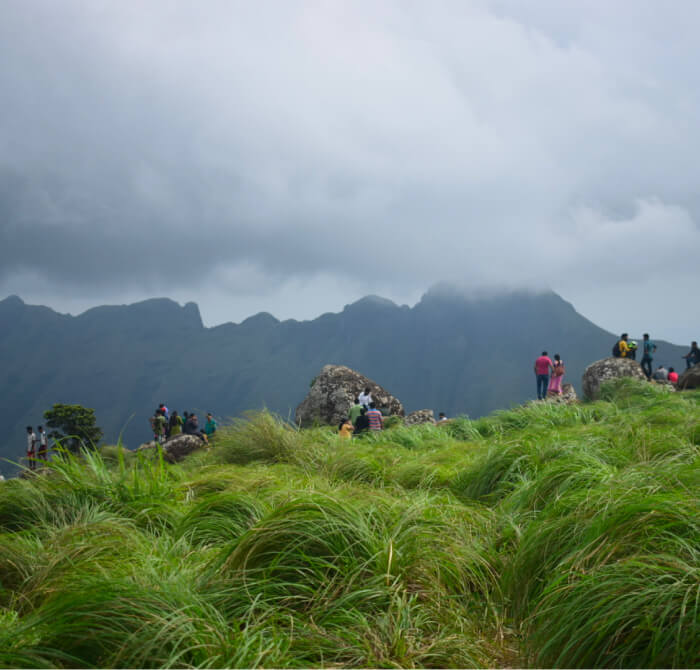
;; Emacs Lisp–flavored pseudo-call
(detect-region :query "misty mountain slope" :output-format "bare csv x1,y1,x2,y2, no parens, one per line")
0,288,688,472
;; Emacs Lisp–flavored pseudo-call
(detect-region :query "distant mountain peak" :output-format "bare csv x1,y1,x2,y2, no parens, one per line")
241,312,280,328
343,295,398,313
0,294,25,308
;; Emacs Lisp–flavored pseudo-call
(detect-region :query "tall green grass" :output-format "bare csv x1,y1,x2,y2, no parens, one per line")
0,379,697,668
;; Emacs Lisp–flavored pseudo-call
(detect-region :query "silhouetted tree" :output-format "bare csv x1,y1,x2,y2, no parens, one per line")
43,403,103,453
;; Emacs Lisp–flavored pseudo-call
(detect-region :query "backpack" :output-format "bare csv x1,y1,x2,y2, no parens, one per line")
612,341,621,357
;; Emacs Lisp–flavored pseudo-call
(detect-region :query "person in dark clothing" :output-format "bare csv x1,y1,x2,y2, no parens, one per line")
683,341,700,369
641,333,656,380
353,408,370,435
184,413,208,443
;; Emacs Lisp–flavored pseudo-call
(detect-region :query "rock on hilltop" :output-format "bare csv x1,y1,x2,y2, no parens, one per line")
295,365,404,427
582,357,646,400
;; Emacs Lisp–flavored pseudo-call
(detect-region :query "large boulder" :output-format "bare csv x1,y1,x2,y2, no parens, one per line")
582,357,646,400
677,363,700,390
405,409,435,426
545,383,579,405
295,364,404,427
138,434,206,463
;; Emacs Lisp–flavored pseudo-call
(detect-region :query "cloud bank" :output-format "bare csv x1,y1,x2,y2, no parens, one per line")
1,1,699,342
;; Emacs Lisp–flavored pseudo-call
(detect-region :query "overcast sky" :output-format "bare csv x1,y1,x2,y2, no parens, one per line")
1,1,699,344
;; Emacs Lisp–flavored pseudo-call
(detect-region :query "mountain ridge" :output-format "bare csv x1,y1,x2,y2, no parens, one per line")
0,286,689,474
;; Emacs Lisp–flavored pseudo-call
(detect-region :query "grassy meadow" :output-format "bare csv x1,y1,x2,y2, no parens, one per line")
0,378,698,668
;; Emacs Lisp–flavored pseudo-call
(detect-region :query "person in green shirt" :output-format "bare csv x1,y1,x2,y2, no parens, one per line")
204,413,217,439
348,398,363,426
168,411,183,436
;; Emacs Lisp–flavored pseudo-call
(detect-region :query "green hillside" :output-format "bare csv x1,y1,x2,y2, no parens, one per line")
0,287,690,471
1,379,698,668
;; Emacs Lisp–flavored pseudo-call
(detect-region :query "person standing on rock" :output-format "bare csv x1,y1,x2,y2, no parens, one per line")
547,354,565,396
168,411,183,436
366,402,384,431
682,341,700,369
153,410,167,443
348,397,363,427
534,351,554,400
26,426,37,471
641,334,656,379
358,387,372,409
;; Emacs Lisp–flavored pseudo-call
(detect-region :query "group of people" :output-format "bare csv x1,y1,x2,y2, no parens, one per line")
533,334,699,399
150,403,217,444
614,334,699,382
337,388,384,437
337,387,449,437
533,352,566,400
25,425,49,470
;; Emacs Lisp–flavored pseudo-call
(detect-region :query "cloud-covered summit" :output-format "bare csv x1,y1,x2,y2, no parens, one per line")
1,1,699,342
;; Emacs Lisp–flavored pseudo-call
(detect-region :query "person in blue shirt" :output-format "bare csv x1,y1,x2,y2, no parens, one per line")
641,333,656,380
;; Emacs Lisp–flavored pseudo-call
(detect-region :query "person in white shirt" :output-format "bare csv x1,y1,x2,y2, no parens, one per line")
26,426,37,471
38,426,49,461
358,387,372,409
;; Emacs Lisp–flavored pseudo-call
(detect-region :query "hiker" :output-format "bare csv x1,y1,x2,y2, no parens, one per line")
652,365,669,381
534,351,554,400
37,426,48,462
159,403,169,420
168,410,183,436
353,407,370,435
548,354,565,395
204,413,217,440
358,387,372,409
641,333,657,379
627,340,638,360
151,410,167,443
682,341,700,369
26,426,36,470
184,413,208,443
437,412,448,423
613,333,630,358
338,418,354,439
348,397,363,426
366,402,384,431
668,367,679,384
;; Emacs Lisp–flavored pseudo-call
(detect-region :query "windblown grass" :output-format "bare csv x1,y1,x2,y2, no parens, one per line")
0,379,697,668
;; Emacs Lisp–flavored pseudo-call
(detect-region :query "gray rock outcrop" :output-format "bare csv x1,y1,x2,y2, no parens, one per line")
677,363,700,390
545,383,579,404
137,434,206,463
404,409,435,425
582,357,646,400
295,364,404,427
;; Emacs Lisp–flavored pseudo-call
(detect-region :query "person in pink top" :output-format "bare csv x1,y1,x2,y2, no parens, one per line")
548,354,565,395
668,367,679,384
534,351,554,400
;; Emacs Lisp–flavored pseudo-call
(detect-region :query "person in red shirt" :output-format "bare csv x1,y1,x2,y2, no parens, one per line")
534,351,554,400
668,367,679,384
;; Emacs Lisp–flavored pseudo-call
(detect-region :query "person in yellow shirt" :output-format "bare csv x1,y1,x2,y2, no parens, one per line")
618,333,630,358
338,419,354,439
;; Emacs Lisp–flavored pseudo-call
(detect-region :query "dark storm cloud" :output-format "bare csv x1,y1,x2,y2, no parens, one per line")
1,1,699,341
